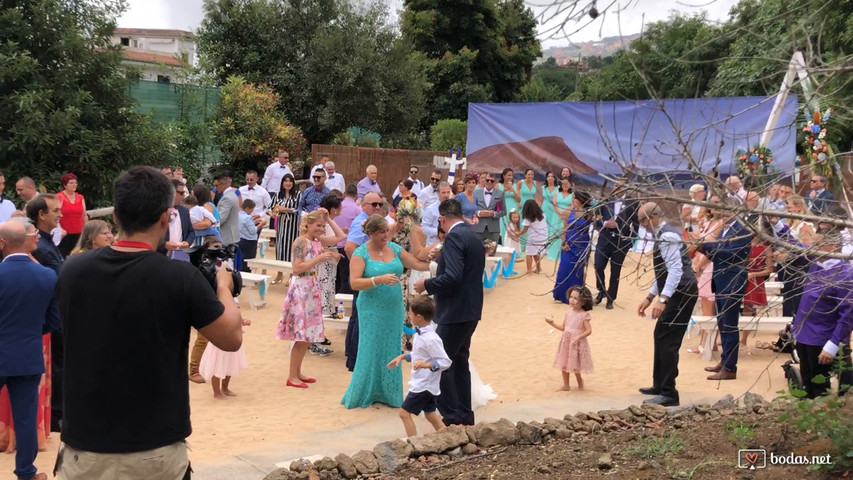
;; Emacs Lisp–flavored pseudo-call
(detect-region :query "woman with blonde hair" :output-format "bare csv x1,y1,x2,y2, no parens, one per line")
71,220,114,254
275,208,345,388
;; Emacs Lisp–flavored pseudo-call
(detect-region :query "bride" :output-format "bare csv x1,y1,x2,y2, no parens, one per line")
409,224,497,410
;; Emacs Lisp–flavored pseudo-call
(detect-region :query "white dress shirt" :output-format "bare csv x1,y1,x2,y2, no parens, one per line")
261,162,292,194
419,184,438,209
407,323,452,395
648,222,685,299
325,172,346,193
239,184,272,216
0,198,14,223
421,202,440,246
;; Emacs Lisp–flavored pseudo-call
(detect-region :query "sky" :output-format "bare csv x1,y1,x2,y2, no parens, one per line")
118,0,741,48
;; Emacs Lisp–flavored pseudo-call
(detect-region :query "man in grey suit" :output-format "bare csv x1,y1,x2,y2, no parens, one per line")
473,172,505,243
215,172,240,245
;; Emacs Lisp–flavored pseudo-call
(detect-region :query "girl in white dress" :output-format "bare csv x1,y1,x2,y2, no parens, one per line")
519,199,548,274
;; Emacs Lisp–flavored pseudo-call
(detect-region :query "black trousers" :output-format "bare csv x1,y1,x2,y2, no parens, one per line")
335,247,353,294
344,291,359,371
779,263,807,317
652,283,698,399
594,231,631,301
237,238,257,272
435,320,479,426
795,342,834,399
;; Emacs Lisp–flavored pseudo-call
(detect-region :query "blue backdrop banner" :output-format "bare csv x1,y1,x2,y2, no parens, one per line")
466,96,798,184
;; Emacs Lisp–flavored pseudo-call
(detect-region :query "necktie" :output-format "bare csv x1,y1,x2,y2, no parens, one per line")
415,327,421,334
248,187,254,190
280,165,287,169
329,175,334,179
371,181,376,185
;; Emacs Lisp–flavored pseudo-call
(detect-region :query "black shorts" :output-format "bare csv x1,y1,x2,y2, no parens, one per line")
402,390,437,415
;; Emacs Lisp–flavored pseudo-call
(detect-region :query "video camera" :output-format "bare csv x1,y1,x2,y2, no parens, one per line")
186,242,242,297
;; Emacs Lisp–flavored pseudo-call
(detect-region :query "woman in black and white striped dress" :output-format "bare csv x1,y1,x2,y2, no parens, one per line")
273,173,301,283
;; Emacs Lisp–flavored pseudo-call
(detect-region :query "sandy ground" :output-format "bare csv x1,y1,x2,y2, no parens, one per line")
2,250,799,477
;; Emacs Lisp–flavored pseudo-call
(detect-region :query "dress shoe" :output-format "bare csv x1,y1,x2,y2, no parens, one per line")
638,386,660,395
286,380,308,388
704,363,722,373
594,291,605,305
707,370,737,380
605,301,614,310
188,373,206,384
643,395,679,407
18,473,47,480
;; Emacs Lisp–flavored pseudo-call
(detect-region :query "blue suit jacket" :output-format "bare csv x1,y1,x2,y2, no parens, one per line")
703,221,753,295
806,189,834,214
0,255,61,376
425,222,485,324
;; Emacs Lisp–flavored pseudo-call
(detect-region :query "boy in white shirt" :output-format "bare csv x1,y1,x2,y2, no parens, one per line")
387,296,451,436
185,194,218,225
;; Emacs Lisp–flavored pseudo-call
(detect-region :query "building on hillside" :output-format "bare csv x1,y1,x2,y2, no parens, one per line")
110,28,196,83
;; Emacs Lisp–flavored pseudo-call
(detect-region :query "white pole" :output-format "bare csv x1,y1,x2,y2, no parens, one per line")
760,51,811,148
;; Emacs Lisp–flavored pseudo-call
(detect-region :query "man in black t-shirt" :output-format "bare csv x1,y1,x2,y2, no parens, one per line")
55,167,243,480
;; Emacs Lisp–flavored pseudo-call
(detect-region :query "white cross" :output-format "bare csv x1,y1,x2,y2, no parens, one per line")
433,147,467,182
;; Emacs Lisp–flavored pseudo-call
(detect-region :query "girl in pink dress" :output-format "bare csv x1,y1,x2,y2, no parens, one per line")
276,208,345,388
545,285,593,392
546,286,594,391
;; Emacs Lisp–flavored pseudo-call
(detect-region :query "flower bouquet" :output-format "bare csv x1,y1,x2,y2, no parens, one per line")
799,109,835,180
736,145,774,189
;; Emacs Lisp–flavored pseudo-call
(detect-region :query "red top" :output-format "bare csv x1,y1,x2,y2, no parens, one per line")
58,191,85,234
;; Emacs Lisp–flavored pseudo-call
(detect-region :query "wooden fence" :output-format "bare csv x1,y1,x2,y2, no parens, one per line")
310,145,470,197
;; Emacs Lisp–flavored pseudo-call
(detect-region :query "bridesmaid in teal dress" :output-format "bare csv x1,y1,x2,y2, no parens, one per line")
541,171,561,261
553,177,575,232
342,214,430,409
517,168,538,251
498,168,518,242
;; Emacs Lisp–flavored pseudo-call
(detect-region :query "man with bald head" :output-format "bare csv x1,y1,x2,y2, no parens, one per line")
356,165,381,201
636,202,697,406
0,218,61,480
343,191,385,370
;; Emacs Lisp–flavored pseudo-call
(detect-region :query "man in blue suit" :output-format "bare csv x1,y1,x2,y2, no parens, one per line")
414,199,485,426
0,218,61,480
806,174,834,215
698,202,753,380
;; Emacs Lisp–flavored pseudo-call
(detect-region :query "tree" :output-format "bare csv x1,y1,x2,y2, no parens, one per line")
530,57,578,97
0,0,170,205
430,119,468,153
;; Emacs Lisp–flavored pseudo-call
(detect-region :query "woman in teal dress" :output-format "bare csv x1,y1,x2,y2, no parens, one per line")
554,177,574,224
498,168,518,242
342,215,431,409
541,171,561,261
517,168,538,251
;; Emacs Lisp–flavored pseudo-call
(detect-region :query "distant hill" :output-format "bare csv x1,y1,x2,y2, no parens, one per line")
468,136,598,175
542,33,641,61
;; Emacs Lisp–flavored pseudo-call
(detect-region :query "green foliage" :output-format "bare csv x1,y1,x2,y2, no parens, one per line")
402,0,540,123
198,0,427,145
530,58,579,97
430,119,468,153
516,76,565,102
332,127,381,148
724,419,757,449
213,76,305,175
0,0,170,205
626,432,685,459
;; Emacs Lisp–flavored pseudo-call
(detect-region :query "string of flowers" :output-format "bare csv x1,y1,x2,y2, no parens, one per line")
799,109,835,179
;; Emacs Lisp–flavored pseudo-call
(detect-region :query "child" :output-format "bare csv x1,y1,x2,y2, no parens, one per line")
519,199,548,274
387,296,452,437
186,194,220,242
504,208,522,258
546,285,594,391
238,199,259,272
198,237,251,398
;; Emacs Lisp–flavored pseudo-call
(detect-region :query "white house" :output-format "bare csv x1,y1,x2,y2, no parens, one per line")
110,28,196,83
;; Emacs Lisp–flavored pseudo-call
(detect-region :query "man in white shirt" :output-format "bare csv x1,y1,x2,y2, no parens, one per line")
239,170,271,228
322,157,346,193
418,170,443,209
393,165,425,198
0,172,15,222
422,182,453,246
725,175,746,203
261,150,293,198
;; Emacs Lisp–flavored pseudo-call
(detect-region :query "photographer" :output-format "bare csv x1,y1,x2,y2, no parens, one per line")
55,167,242,480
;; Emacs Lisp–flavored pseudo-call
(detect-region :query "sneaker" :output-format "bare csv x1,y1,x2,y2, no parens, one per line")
309,344,334,356
320,338,332,346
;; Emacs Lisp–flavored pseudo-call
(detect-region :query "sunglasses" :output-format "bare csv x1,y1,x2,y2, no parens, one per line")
410,170,418,174
368,202,384,208
485,179,495,183
430,177,440,182
313,176,324,180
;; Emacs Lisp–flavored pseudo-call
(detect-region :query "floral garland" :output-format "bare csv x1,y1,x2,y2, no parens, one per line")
801,109,832,164
736,145,774,178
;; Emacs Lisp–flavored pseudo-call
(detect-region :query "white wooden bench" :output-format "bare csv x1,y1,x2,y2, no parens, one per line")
693,315,792,362
259,228,276,240
246,258,293,279
239,272,271,310
323,315,350,332
765,281,783,294
334,293,353,315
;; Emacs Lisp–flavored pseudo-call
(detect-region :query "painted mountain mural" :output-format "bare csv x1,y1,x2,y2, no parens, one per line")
468,136,598,175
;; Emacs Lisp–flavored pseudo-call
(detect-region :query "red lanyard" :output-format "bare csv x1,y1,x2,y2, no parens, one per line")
113,241,155,251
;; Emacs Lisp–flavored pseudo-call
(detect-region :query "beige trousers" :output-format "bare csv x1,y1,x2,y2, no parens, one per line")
56,441,190,480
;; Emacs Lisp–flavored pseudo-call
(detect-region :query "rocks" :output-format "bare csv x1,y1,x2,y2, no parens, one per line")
695,404,711,414
642,403,667,420
598,452,613,470
289,459,311,473
471,418,520,447
517,421,543,445
583,420,600,433
351,450,379,475
263,468,292,480
555,427,572,439
334,454,357,479
543,417,566,429
712,394,736,410
313,457,337,472
373,439,414,474
409,426,469,455
628,405,646,418
462,443,479,455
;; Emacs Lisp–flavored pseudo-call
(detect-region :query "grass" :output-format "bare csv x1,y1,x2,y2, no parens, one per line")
625,433,686,459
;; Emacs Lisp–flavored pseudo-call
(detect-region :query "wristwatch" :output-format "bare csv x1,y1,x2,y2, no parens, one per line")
658,297,668,304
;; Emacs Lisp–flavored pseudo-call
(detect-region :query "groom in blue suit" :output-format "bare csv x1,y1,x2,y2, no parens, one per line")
0,218,61,480
414,199,485,426
698,203,752,380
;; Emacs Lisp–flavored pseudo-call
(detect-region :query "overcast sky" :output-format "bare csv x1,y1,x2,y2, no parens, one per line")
118,0,740,48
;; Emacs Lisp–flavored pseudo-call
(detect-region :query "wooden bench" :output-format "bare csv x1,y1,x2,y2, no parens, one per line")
239,272,271,310
246,258,293,279
765,281,783,294
259,228,276,240
693,315,791,362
